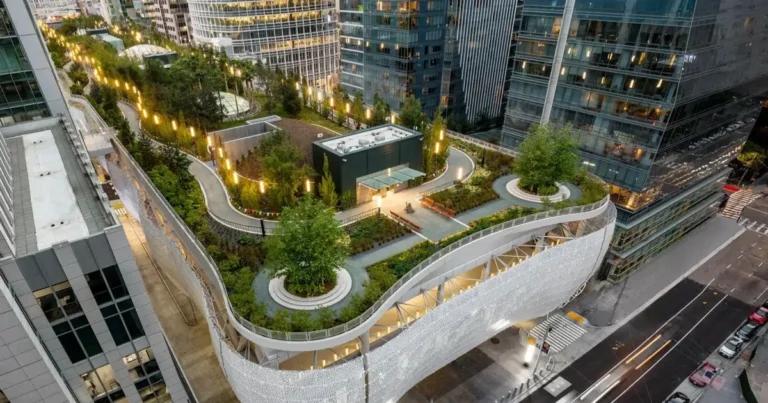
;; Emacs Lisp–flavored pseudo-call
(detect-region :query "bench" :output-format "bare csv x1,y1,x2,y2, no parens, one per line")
390,211,422,232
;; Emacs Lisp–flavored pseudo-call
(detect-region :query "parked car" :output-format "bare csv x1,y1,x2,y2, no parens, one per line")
737,322,761,341
689,362,717,387
749,306,768,325
663,392,691,403
719,336,745,358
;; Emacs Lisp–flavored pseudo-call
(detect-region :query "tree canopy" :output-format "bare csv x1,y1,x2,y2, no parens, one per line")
514,123,580,195
265,196,350,296
257,131,313,209
399,95,426,131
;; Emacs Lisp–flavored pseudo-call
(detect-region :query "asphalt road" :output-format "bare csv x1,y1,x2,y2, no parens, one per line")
525,230,768,403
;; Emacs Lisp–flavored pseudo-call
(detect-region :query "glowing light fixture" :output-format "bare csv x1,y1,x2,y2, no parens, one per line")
259,180,265,194
439,129,444,140
190,127,196,138
233,172,239,184
226,159,231,170
434,142,441,154
629,79,635,89
366,109,371,119
206,136,212,147
218,147,224,158
153,114,159,125
171,120,177,131
657,79,663,88
305,179,311,192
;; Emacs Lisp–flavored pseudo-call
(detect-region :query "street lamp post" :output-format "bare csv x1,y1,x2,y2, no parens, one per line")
531,326,553,376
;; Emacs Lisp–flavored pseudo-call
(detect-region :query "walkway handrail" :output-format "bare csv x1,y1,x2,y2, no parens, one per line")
234,195,611,342
208,209,269,235
445,129,517,157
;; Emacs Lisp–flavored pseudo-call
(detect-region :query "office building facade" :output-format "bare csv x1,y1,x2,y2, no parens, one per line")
141,0,191,45
440,0,522,122
501,0,768,281
187,0,339,90
0,0,71,127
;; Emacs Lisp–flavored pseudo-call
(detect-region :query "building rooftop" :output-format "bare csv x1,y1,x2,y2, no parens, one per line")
120,44,173,60
8,124,113,256
315,124,420,156
214,92,250,117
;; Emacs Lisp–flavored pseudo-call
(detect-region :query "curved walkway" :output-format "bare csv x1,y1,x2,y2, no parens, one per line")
119,99,476,235
118,101,272,232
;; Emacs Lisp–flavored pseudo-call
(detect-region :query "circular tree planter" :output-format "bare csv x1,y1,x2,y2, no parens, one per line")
268,268,352,310
505,178,571,203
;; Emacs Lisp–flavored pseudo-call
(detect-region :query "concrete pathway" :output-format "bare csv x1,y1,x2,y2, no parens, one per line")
120,215,238,403
119,101,268,231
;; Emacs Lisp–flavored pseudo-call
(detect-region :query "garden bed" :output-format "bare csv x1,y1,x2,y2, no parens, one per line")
237,118,339,178
346,214,411,255
429,168,502,213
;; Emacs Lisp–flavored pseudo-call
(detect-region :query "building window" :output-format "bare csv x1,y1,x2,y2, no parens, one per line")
124,348,160,381
52,315,103,363
135,373,170,403
101,299,145,346
126,348,169,402
34,282,81,322
80,364,127,403
85,265,128,305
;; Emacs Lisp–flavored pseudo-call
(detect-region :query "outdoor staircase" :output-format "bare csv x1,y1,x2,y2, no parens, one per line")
721,189,760,220
527,313,587,354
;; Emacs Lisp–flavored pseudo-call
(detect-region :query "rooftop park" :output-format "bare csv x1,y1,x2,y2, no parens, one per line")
45,18,607,335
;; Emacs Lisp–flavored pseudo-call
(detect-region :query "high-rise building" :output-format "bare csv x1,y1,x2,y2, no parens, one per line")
0,2,189,402
440,0,522,122
140,0,190,45
0,0,71,127
187,0,339,90
30,0,79,20
340,0,447,116
501,0,768,282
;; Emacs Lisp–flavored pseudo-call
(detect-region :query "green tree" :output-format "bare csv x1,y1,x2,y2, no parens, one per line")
352,92,364,128
340,189,356,210
70,83,84,95
258,131,311,208
399,95,425,131
313,307,336,329
280,80,302,117
271,310,292,332
290,310,316,331
265,196,350,296
319,154,338,208
370,93,390,126
514,123,580,195
737,141,766,185
240,181,262,209
424,110,449,176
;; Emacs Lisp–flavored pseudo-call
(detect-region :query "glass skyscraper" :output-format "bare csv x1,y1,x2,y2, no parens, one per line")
340,0,447,116
502,0,768,281
0,0,53,126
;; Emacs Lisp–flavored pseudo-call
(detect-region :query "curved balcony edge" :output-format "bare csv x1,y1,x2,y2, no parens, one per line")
112,135,613,351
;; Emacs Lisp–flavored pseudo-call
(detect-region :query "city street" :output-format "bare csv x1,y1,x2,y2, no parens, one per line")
525,229,768,403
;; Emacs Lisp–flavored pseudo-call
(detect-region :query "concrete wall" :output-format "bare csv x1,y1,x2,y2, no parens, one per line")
210,121,279,163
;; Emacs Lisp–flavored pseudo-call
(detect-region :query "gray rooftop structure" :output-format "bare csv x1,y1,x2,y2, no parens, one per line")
6,122,114,257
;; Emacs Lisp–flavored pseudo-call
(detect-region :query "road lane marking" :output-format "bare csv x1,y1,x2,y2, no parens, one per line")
754,285,768,303
572,279,715,403
609,294,728,403
634,339,672,370
592,379,623,403
579,373,611,401
625,335,661,364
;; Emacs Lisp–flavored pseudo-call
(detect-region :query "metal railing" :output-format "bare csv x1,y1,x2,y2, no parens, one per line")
338,207,379,227
446,129,517,157
418,181,455,197
208,209,272,236
234,196,610,341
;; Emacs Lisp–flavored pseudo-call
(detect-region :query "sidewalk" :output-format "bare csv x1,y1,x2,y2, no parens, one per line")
403,216,744,402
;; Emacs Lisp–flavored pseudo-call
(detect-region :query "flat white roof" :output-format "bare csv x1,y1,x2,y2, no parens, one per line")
319,125,418,155
23,130,89,250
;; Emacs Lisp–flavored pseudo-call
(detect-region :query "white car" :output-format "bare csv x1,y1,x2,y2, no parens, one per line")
719,336,745,358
